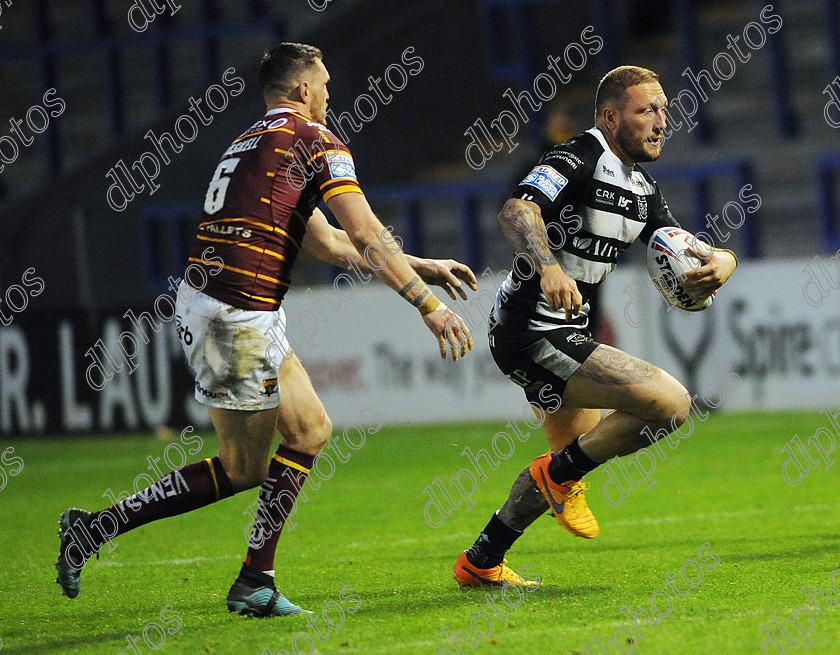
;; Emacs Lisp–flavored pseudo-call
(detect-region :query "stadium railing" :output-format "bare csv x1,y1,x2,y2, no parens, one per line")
140,156,756,294
816,153,840,252
651,160,758,257
363,160,758,271
674,0,795,139
0,0,282,174
762,0,795,136
479,0,618,77
139,203,197,294
364,180,509,273
825,0,840,82
673,0,710,142
138,160,758,294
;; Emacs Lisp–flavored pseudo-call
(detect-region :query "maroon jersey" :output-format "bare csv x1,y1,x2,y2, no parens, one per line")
187,107,363,310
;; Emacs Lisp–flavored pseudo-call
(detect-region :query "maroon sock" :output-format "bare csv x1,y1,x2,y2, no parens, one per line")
89,456,235,543
245,444,315,572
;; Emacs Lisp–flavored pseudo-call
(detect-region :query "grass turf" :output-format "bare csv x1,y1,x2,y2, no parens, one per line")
2,411,839,654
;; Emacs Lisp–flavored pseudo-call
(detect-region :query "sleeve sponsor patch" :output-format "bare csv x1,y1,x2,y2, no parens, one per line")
520,165,568,201
327,151,357,180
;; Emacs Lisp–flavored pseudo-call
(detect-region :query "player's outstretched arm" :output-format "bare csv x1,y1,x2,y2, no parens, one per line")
302,208,478,300
498,197,582,320
325,193,474,360
405,257,478,301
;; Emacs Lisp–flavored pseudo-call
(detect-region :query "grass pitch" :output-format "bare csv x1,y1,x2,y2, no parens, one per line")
2,411,840,654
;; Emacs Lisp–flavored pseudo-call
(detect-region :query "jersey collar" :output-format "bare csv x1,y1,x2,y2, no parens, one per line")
587,126,635,176
265,107,312,122
266,107,299,116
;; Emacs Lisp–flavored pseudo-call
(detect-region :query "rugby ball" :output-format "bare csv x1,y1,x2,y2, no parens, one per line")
646,227,715,311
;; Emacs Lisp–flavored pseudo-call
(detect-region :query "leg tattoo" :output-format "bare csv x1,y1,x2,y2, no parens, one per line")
497,467,549,531
576,345,657,386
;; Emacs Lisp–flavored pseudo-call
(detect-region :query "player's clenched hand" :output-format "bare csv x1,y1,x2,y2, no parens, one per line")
413,258,478,301
681,248,738,300
422,305,474,361
540,264,583,321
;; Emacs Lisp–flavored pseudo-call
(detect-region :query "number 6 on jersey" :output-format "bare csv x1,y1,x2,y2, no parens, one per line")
204,158,241,214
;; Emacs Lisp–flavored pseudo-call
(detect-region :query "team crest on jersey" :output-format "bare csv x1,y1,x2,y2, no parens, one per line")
327,152,357,180
637,194,648,220
521,165,567,200
260,378,278,397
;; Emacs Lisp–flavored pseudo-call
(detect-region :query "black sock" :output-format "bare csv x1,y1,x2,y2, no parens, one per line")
464,512,522,569
548,436,600,484
235,562,274,589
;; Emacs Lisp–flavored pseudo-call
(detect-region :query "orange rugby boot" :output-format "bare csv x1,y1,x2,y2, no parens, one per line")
529,452,599,538
453,551,539,587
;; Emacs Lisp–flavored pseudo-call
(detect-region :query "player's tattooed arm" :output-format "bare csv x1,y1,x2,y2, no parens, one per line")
497,198,558,273
498,198,582,317
398,274,432,308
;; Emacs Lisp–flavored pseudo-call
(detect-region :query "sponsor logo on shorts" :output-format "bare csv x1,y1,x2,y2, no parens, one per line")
521,165,568,201
566,332,589,345
260,377,278,397
196,381,229,399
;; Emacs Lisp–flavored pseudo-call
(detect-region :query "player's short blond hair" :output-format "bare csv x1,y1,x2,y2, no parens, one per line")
594,65,660,121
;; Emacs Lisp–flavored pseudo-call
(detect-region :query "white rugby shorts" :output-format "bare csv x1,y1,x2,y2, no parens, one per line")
174,281,290,410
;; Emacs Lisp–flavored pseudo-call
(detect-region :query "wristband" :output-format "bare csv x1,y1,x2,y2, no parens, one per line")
418,295,443,316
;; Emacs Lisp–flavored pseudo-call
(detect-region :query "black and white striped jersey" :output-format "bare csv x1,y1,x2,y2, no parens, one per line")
494,126,679,331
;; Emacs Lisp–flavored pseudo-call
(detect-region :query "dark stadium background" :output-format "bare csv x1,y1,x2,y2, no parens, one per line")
1,0,838,435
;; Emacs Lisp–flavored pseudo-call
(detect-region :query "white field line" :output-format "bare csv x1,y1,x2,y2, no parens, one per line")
99,554,241,567
334,605,821,654
97,503,840,566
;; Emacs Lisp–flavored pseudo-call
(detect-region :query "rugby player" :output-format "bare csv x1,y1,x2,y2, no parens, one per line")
55,42,474,616
453,65,738,587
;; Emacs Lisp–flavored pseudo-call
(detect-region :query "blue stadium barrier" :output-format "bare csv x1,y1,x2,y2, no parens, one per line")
363,160,757,275
139,203,198,294
816,154,840,252
479,0,618,78
0,2,283,171
141,160,757,295
673,0,710,142
32,0,59,174
826,0,840,80
651,160,758,257
762,0,795,136
590,0,618,75
477,0,618,143
364,180,509,272
480,0,534,82
674,0,795,139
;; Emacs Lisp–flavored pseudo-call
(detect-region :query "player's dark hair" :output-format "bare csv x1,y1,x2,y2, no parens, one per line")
594,65,659,121
258,42,323,101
